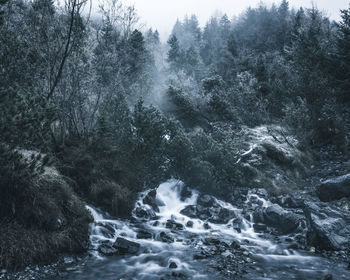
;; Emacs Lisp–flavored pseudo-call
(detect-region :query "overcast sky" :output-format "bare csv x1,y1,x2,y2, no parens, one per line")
88,0,350,41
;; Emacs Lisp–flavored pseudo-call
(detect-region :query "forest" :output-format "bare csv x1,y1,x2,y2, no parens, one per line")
0,0,350,279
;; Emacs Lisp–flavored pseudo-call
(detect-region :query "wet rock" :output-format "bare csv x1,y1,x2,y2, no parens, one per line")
253,223,267,232
96,225,115,239
152,221,159,227
181,198,235,224
276,195,303,208
186,220,194,228
323,274,333,280
166,219,184,230
169,262,178,269
135,206,156,220
208,208,237,224
253,204,302,234
172,271,185,278
197,194,216,207
203,222,211,230
316,174,350,202
143,189,164,212
98,244,119,256
180,205,197,218
249,194,264,206
197,205,211,220
231,187,249,205
113,237,140,254
158,231,174,243
180,186,192,201
136,230,153,239
232,217,244,233
303,201,350,251
230,240,240,249
287,243,299,250
96,222,115,233
254,188,269,198
193,253,208,260
203,237,221,246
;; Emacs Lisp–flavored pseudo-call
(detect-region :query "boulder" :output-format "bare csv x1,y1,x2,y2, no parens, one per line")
143,189,164,212
113,237,140,254
303,201,350,250
316,174,350,202
134,206,156,220
197,205,211,220
203,222,211,230
230,240,241,249
158,231,174,243
186,221,194,228
232,217,244,233
202,237,221,246
169,262,178,269
152,221,159,227
180,205,197,218
166,220,184,230
197,194,216,207
181,198,236,224
180,186,192,201
98,243,119,256
136,230,153,239
95,222,115,238
253,223,267,232
253,204,302,234
208,208,237,224
275,195,303,209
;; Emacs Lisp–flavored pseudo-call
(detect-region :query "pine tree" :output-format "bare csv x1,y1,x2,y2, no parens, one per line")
167,35,182,70
336,5,350,104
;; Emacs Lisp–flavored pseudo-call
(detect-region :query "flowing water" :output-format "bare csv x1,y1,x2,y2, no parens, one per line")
57,179,350,280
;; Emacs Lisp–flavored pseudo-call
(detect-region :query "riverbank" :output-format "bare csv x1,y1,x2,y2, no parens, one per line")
1,145,349,280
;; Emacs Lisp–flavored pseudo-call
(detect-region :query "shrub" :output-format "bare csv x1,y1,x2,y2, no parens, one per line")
90,180,134,217
282,97,313,145
0,145,91,271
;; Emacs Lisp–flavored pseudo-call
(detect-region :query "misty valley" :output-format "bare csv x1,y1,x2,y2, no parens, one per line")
0,0,350,280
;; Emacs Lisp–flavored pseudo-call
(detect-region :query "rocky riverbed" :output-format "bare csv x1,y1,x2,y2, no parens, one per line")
2,149,350,280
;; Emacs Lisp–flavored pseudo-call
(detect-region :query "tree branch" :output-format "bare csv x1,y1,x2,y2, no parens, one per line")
47,0,78,100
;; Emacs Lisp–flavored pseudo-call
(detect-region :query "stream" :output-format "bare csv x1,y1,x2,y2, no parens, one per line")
56,179,350,280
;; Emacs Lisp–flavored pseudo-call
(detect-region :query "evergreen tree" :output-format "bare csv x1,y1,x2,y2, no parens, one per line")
167,34,182,70
335,5,350,104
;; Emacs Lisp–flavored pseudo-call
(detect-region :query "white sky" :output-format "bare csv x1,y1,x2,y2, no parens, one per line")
87,0,350,41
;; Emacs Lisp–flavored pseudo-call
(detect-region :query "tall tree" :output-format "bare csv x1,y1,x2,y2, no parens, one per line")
335,4,350,104
167,35,182,70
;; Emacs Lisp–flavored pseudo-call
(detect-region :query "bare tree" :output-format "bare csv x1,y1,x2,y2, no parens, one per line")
47,0,88,100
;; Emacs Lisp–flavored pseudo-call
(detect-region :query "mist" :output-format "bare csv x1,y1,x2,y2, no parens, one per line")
115,0,349,40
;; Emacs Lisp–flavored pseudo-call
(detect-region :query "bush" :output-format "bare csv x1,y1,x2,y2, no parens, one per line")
90,180,134,217
0,145,91,271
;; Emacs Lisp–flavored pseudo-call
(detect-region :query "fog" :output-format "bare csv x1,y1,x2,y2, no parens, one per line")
117,0,349,41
